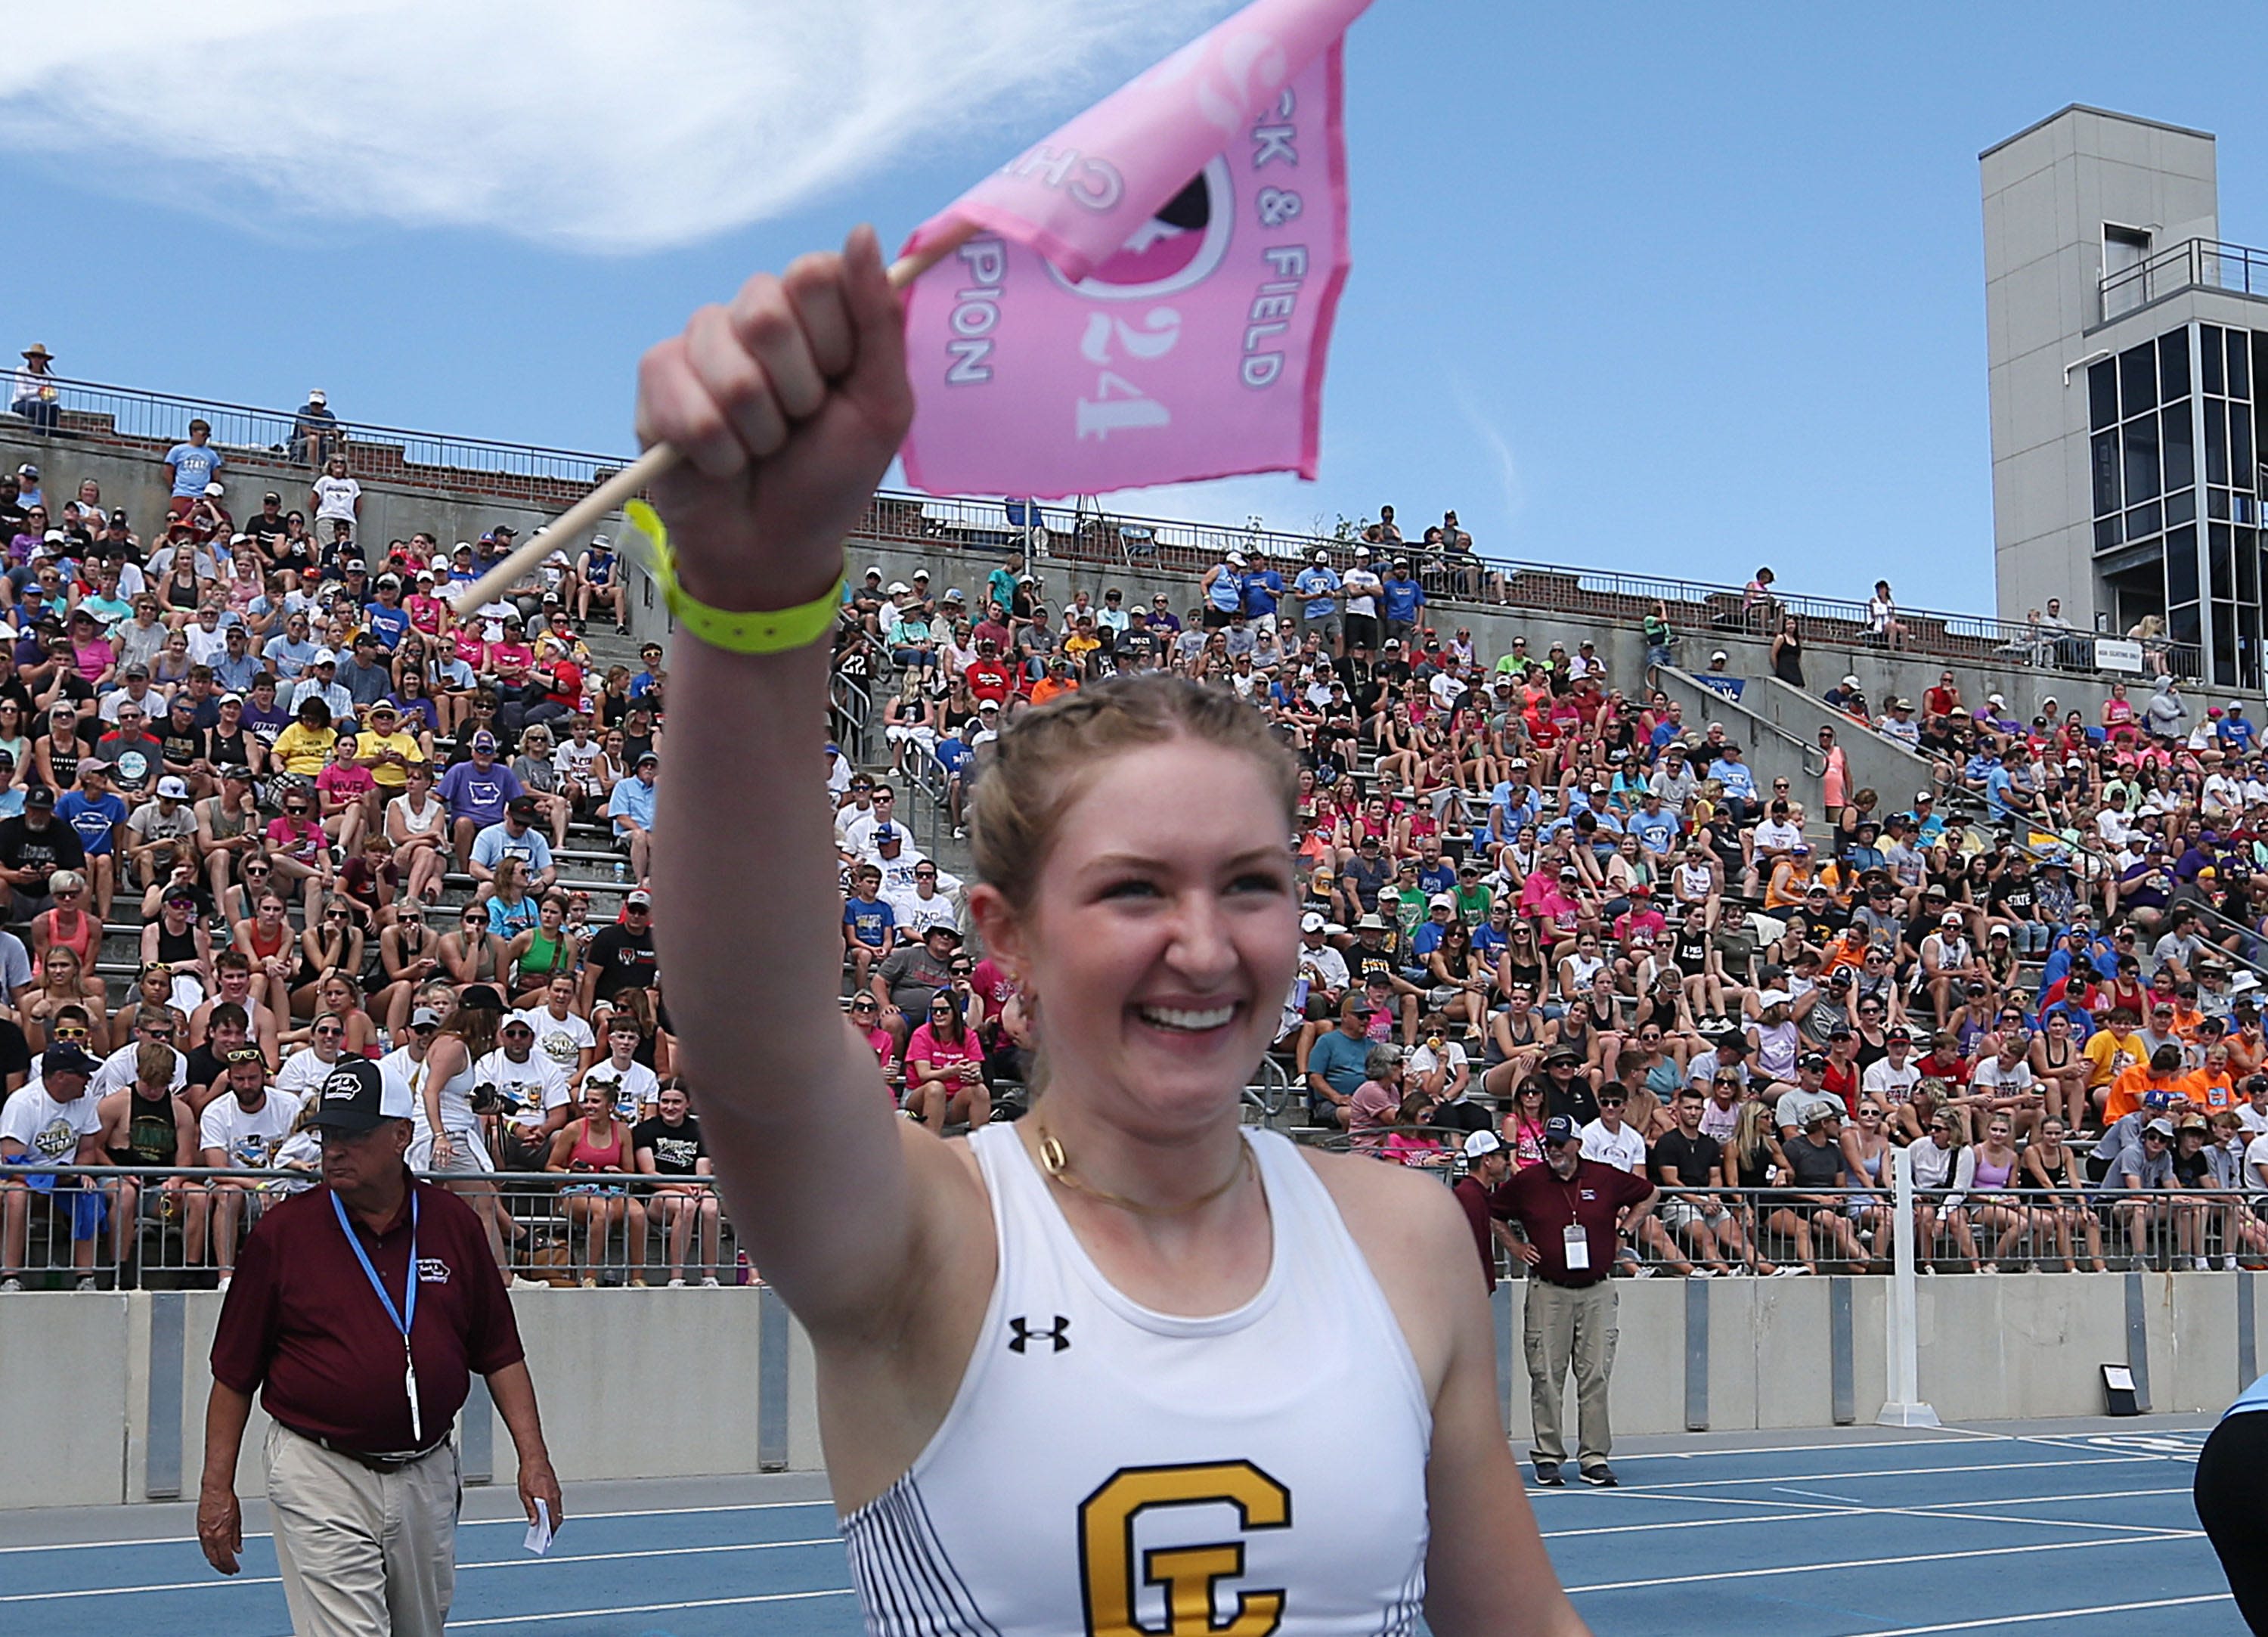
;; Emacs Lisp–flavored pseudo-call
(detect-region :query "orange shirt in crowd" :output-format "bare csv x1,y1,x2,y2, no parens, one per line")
2104,1063,2197,1124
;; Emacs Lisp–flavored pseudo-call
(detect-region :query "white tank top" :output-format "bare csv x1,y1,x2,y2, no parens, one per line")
842,1124,1433,1636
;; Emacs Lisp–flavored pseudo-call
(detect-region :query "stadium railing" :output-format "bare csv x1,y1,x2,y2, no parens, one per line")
2,1165,745,1290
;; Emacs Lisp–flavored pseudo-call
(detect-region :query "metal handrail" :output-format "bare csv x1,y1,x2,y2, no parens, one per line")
2101,237,2268,320
829,669,872,764
903,742,951,852
1650,663,1830,777
14,375,628,498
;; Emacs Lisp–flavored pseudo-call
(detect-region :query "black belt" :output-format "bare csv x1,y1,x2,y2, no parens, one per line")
1537,1276,1606,1291
283,1422,451,1474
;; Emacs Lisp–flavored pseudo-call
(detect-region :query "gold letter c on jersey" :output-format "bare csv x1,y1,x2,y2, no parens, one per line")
1079,1461,1291,1637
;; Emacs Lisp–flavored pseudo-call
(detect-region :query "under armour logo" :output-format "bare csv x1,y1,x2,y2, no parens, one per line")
1007,1315,1071,1353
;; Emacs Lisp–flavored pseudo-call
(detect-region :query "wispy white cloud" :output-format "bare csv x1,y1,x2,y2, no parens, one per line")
1444,370,1524,533
0,0,1228,253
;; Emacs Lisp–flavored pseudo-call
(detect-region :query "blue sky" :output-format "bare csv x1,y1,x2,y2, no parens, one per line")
7,1,2268,619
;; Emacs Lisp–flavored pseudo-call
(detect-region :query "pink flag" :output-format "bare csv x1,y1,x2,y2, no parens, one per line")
897,0,1368,500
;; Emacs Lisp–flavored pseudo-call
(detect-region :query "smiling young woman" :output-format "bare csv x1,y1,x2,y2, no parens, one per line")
643,229,1585,1637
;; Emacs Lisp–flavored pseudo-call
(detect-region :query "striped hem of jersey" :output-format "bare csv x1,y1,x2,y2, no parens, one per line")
1371,1558,1427,1637
842,1472,1003,1636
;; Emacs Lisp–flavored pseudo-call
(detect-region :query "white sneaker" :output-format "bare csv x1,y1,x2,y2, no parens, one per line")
216,1273,232,1289
510,1276,550,1290
1631,1266,1657,1279
73,1276,98,1292
1768,1265,1805,1278
2194,1257,2213,1272
668,1277,686,1288
1688,1267,1715,1279
0,1276,21,1292
700,1276,721,1287
2222,1255,2241,1271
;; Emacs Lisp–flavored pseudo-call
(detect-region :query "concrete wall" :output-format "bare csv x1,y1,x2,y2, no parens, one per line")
1494,1267,2264,1443
0,1285,805,1509
5,1270,2262,1507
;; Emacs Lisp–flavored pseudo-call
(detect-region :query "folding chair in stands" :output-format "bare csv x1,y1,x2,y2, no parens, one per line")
1118,524,1158,568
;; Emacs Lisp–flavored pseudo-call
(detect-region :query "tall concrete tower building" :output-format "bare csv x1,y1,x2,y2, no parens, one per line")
1983,105,2268,687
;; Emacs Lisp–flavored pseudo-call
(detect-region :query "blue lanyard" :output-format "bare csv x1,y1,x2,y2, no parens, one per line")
333,1187,418,1341
333,1187,423,1443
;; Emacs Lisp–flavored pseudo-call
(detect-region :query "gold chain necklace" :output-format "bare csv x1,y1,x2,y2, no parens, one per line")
1034,1124,1253,1217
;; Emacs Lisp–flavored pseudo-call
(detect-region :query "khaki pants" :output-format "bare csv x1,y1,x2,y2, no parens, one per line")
1523,1279,1618,1470
265,1422,460,1637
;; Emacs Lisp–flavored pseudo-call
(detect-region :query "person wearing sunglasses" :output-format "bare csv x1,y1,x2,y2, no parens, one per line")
2098,1111,2186,1270
195,1044,302,1287
1905,1106,1981,1273
904,988,988,1134
260,785,334,919
96,1036,212,1278
273,1009,357,1103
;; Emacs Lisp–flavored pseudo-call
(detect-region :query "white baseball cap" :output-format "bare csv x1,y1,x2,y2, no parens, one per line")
1462,1130,1504,1161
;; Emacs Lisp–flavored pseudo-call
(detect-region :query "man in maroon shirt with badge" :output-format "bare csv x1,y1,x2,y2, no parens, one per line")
198,1057,563,1637
1493,1113,1656,1490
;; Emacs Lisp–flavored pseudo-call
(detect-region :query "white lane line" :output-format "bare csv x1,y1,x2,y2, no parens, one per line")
1565,1532,2177,1596
1540,1484,2205,1539
0,1535,844,1603
1528,1454,2146,1495
445,1588,857,1626
1924,1424,2206,1465
1596,1426,2205,1462
458,1536,839,1571
1774,1485,1863,1504
1542,1508,1847,1540
1834,1594,2229,1635
0,1496,837,1556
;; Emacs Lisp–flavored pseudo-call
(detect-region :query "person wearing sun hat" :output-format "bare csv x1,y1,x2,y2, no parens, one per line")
353,699,426,793
10,343,59,435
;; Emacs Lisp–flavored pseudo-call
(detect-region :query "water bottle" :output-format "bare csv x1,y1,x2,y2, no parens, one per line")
612,860,627,884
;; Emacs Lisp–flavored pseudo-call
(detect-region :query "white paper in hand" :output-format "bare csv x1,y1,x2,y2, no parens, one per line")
524,1497,554,1557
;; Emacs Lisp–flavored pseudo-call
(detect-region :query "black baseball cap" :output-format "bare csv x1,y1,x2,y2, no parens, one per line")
1543,1115,1581,1146
40,1042,99,1080
306,1058,412,1131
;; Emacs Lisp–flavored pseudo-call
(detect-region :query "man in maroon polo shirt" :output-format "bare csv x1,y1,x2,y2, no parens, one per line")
197,1058,563,1637
1493,1114,1656,1490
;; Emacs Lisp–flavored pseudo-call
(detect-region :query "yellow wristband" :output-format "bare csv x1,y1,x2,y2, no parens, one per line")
624,500,843,655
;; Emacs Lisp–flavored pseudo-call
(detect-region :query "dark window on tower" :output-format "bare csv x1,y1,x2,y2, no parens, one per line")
2090,358,2118,430
2122,343,2157,411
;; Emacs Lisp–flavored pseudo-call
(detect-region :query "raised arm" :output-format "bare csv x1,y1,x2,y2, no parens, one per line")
640,229,977,1338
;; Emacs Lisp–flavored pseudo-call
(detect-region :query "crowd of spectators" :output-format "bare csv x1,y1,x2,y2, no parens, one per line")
7,390,2266,1289
832,534,2268,1279
0,430,713,1291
